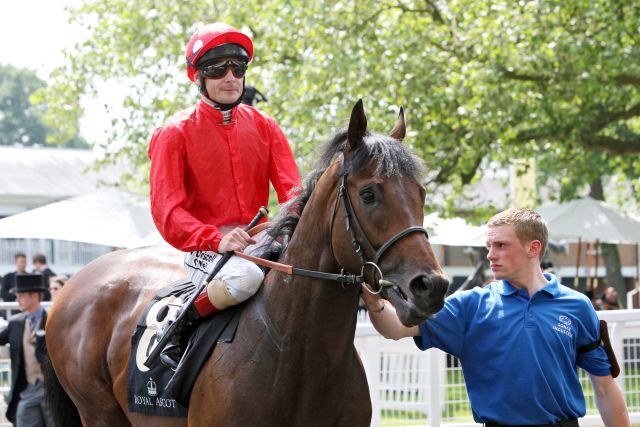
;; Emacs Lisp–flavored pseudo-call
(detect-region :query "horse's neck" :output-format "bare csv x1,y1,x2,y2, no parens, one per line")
260,194,360,359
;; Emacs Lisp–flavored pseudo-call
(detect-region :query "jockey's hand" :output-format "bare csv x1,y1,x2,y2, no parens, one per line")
218,227,256,253
360,283,385,313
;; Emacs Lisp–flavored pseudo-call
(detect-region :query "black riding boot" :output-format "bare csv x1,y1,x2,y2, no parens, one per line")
158,301,202,370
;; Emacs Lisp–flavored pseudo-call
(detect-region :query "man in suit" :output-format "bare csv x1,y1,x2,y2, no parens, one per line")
31,254,53,302
0,274,54,426
1,252,28,302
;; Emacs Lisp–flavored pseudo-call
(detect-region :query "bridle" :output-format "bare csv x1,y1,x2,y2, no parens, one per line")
330,159,428,293
233,157,428,292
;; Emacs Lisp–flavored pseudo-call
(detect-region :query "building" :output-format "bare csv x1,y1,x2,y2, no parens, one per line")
0,145,127,275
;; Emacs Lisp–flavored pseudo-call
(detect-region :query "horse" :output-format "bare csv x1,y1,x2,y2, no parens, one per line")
45,100,449,426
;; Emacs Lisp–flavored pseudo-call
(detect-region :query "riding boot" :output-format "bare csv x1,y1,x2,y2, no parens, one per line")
159,288,219,370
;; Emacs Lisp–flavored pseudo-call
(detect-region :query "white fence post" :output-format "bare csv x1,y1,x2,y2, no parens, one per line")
356,325,382,427
609,320,625,390
427,348,442,427
627,288,638,309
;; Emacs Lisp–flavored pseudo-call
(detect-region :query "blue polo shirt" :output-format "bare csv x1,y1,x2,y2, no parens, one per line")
414,274,611,425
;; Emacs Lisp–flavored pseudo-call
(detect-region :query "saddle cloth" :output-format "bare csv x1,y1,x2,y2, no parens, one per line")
127,279,243,416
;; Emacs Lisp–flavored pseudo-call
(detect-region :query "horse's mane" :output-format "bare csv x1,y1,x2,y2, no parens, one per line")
257,129,425,262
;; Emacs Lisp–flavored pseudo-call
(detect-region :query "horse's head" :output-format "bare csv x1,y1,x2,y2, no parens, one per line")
331,100,449,326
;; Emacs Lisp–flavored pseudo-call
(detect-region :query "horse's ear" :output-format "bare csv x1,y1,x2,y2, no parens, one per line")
347,99,367,151
389,107,405,141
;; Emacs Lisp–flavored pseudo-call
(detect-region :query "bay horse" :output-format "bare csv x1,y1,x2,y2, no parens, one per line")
45,100,449,426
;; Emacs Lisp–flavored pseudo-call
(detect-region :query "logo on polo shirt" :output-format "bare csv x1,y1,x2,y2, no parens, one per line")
553,315,573,337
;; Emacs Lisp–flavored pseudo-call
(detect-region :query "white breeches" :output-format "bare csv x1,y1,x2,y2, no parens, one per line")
183,233,267,304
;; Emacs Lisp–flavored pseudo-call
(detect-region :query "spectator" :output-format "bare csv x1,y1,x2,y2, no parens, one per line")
540,260,555,274
583,290,599,311
597,286,621,310
0,274,54,425
32,254,53,302
1,252,28,302
48,275,68,302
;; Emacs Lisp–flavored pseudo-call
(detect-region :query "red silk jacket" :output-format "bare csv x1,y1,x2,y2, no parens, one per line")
148,99,301,252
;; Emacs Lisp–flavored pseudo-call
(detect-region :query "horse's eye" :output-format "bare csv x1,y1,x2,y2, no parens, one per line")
359,188,376,204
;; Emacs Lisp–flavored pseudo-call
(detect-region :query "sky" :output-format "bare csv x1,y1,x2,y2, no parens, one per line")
0,0,112,145
0,0,77,78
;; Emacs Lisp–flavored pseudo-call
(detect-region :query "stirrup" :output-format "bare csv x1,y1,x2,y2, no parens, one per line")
156,302,200,370
160,343,183,370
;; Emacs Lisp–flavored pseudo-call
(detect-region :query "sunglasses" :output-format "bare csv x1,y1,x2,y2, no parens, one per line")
198,60,248,79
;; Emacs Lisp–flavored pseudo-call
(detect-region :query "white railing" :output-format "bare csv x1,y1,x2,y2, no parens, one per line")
629,288,639,310
355,309,640,426
0,303,637,426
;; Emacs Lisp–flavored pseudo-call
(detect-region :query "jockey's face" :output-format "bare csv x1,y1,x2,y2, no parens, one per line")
198,60,244,105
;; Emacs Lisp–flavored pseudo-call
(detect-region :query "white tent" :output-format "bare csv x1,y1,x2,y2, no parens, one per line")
424,213,487,247
537,197,640,244
0,188,162,248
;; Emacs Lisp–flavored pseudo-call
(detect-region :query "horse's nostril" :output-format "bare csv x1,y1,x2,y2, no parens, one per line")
409,275,428,293
410,274,450,296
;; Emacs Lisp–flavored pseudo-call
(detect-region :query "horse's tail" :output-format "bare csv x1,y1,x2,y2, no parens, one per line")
43,352,83,427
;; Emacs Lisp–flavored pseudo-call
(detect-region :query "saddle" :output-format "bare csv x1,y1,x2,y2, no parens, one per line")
127,278,244,416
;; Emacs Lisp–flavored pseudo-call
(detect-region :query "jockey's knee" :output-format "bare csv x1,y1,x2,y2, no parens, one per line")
227,262,264,302
206,261,264,310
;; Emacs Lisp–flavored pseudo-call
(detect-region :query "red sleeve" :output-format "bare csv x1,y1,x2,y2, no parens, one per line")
148,126,224,252
268,119,302,203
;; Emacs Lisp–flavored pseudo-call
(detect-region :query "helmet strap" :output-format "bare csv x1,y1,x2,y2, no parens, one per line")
198,75,246,111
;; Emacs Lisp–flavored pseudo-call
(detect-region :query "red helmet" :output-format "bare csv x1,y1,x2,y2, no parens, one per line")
185,23,254,82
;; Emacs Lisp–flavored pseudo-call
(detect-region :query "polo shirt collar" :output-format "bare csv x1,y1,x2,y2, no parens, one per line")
498,273,561,298
540,273,561,298
498,280,519,296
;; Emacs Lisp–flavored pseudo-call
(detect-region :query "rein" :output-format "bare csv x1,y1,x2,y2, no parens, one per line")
238,158,428,292
234,251,364,286
235,222,362,285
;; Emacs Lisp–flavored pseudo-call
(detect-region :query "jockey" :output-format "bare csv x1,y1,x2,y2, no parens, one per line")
148,22,301,369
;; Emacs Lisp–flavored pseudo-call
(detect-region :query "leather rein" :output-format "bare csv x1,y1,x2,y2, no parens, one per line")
234,160,428,292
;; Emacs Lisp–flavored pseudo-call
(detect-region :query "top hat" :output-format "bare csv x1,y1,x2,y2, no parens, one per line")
13,274,47,293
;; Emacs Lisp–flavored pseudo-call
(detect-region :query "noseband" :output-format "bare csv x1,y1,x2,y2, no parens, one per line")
331,160,428,294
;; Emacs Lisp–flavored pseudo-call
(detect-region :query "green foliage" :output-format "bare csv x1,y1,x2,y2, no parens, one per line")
38,0,640,211
0,64,47,145
0,64,86,147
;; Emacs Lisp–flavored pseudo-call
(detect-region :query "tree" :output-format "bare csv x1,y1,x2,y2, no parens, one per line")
38,0,640,211
0,64,87,147
0,64,47,145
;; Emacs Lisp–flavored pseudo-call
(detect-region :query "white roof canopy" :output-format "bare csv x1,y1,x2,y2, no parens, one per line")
0,188,162,248
537,197,640,244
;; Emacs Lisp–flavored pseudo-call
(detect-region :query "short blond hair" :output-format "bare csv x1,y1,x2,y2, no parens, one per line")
488,208,548,260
